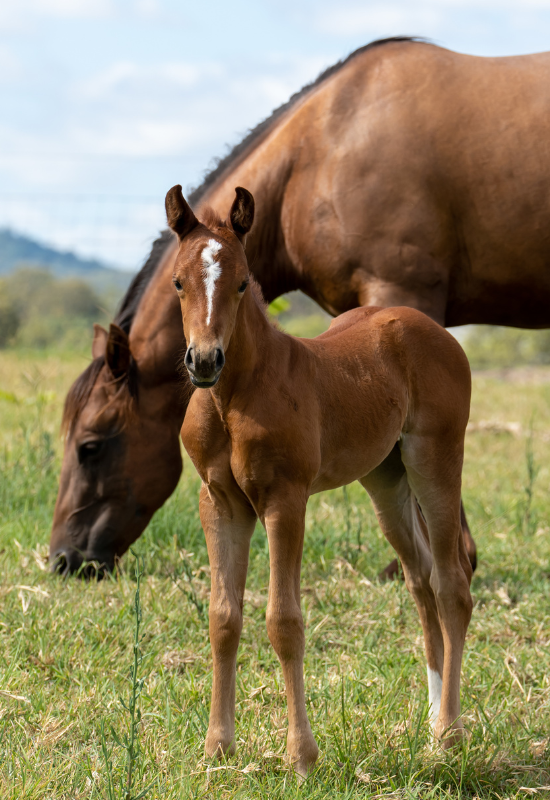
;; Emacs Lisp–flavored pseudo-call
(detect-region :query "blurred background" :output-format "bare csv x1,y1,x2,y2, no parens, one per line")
2,0,550,360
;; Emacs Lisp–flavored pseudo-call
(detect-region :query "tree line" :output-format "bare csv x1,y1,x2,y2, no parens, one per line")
0,266,112,350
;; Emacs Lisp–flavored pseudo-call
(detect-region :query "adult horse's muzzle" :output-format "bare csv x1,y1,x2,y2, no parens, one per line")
185,343,225,388
50,547,113,579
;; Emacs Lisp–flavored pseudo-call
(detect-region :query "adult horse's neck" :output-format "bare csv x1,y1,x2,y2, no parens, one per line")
196,120,300,303
127,241,188,420
128,96,310,395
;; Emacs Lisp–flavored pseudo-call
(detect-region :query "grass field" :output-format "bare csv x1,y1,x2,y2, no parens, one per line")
1,348,550,798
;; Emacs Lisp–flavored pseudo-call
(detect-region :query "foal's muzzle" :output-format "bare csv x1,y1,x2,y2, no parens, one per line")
185,344,225,388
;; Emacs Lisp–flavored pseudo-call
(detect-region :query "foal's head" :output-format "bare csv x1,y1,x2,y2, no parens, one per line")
166,184,255,388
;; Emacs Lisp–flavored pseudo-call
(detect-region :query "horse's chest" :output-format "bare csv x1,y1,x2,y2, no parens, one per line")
228,429,319,514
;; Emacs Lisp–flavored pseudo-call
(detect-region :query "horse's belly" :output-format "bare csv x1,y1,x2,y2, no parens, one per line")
447,260,550,328
310,428,398,495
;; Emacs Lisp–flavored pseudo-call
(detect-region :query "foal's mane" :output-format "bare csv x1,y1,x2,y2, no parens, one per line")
189,36,426,205
62,229,175,434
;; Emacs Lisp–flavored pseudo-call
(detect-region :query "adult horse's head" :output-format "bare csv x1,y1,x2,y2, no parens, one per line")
49,319,184,577
166,184,255,388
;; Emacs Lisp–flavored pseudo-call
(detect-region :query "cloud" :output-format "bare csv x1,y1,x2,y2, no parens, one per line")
71,119,201,156
312,0,550,37
316,5,439,37
135,0,161,18
34,0,114,17
78,61,223,100
0,46,22,83
0,0,113,32
63,53,329,160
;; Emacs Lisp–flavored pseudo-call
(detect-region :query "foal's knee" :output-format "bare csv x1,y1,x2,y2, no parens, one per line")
266,603,304,661
209,600,243,657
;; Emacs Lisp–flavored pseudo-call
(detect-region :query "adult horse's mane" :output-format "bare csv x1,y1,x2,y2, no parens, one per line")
114,228,175,335
61,229,175,433
188,36,425,206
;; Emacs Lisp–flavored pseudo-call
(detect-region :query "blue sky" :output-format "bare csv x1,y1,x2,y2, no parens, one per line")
2,0,550,269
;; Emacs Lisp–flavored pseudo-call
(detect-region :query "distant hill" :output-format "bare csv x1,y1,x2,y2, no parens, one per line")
0,228,133,295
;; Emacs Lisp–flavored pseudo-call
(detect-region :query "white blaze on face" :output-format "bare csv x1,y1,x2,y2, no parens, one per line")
427,666,443,728
201,239,222,325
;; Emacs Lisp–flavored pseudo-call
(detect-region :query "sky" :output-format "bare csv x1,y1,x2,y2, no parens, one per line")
2,0,550,269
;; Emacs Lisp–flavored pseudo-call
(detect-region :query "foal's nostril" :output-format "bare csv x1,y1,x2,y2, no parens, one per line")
184,345,195,370
215,348,225,371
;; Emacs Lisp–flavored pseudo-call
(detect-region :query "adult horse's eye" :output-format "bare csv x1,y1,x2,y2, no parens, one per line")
78,441,103,463
238,280,249,293
173,278,183,292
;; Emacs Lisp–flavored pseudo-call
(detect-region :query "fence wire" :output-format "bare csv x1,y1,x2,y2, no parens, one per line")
0,193,168,272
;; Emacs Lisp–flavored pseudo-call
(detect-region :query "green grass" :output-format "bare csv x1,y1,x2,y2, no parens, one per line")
1,351,550,798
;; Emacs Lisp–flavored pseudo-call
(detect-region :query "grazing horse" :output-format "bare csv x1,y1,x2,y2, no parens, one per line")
50,235,189,575
166,184,473,775
53,31,550,572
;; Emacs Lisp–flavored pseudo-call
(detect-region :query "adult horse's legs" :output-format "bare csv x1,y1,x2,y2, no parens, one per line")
400,434,473,744
378,501,476,580
461,504,477,572
263,492,318,776
359,446,445,727
200,484,257,759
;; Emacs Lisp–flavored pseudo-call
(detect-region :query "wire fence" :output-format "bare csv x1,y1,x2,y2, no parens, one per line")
0,192,169,272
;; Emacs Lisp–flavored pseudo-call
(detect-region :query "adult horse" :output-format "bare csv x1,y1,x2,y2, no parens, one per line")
51,35,550,571
167,184,473,775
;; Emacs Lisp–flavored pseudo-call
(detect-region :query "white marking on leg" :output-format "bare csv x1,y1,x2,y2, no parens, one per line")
201,239,222,325
427,666,442,728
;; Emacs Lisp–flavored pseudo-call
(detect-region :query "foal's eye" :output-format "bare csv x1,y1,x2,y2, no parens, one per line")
238,280,249,293
173,278,183,292
78,441,103,463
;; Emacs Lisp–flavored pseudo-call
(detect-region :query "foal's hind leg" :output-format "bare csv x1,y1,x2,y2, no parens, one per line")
400,433,473,745
360,446,445,727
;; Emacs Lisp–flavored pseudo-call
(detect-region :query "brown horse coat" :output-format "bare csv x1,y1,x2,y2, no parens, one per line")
51,35,550,570
167,185,473,775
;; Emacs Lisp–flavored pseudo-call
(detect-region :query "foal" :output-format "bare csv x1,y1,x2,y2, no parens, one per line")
166,184,474,776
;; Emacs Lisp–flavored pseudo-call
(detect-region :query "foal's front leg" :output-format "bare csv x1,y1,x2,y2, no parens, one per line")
200,484,257,759
264,492,319,776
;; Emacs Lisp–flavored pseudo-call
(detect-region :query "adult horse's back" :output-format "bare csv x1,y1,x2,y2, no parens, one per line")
51,37,550,571
203,39,550,327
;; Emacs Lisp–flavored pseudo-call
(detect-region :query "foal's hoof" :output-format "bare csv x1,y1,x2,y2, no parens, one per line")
434,720,467,750
205,730,236,760
287,732,319,778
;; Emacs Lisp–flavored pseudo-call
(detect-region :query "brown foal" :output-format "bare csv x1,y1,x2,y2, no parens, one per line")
166,184,473,775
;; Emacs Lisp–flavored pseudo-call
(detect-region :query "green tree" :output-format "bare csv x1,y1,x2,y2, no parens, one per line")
0,279,20,347
2,265,104,349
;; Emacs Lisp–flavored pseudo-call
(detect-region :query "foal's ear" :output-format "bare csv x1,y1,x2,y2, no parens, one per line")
228,187,255,243
92,324,109,360
105,323,131,380
165,184,199,240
